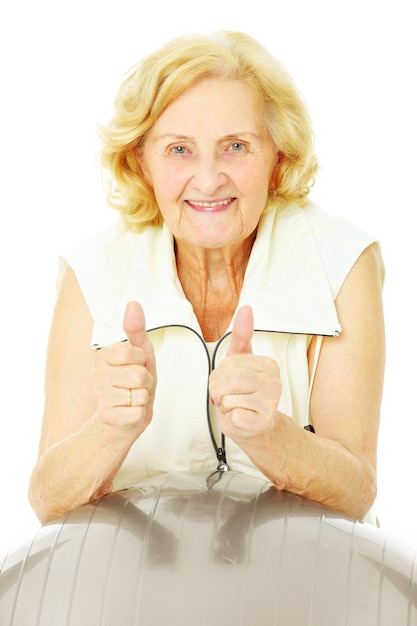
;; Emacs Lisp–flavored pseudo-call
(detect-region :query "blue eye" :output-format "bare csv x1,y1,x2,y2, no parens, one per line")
171,145,187,154
229,142,246,151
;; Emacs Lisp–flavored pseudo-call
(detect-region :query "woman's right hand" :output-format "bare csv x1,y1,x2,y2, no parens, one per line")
91,301,157,437
29,268,158,524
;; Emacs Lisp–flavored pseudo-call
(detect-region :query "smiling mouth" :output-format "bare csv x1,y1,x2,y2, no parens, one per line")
186,198,236,212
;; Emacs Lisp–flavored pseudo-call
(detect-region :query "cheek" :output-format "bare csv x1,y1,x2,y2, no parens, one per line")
242,171,271,206
152,170,186,222
156,162,188,196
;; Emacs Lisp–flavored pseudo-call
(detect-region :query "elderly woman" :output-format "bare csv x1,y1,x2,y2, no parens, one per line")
28,31,385,525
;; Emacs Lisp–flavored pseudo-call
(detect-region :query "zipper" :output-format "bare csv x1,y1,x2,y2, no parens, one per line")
201,330,231,472
134,324,231,472
110,323,338,472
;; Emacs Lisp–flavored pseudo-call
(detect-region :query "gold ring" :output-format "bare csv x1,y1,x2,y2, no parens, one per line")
127,388,132,407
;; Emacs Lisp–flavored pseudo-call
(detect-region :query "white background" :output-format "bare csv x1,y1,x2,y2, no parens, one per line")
1,0,416,557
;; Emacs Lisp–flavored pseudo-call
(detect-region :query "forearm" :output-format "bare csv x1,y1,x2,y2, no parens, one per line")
28,416,134,524
240,411,377,520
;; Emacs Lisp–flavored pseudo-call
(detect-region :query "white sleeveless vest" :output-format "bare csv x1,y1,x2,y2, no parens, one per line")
60,201,382,500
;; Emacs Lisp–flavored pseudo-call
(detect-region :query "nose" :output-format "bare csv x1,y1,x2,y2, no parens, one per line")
191,153,228,195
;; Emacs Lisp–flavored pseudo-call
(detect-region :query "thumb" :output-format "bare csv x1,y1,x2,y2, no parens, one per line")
123,301,156,376
227,305,254,356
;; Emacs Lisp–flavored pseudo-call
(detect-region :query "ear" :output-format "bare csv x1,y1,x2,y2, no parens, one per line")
135,146,152,184
268,151,281,189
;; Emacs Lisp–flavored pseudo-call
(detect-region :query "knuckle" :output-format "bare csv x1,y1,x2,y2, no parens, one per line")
126,366,142,388
219,395,232,411
138,388,150,405
128,365,153,388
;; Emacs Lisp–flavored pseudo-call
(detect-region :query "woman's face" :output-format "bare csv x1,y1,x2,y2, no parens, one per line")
139,78,279,253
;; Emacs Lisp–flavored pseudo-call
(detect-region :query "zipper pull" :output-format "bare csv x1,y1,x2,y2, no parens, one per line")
216,447,229,472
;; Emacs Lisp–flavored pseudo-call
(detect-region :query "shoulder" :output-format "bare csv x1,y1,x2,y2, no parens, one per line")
277,200,375,248
275,201,384,298
62,219,129,271
56,220,174,341
57,219,154,318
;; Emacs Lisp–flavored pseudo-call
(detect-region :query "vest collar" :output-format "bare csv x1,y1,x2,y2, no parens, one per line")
92,204,341,348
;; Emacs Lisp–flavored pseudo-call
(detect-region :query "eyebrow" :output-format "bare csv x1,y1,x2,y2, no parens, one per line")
153,132,262,143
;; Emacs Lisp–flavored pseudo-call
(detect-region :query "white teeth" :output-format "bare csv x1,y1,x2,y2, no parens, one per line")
189,199,232,208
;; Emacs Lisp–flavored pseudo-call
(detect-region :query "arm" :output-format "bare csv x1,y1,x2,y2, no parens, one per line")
209,244,385,519
28,266,156,524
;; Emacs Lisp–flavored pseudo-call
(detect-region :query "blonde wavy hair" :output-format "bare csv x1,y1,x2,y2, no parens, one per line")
99,31,318,230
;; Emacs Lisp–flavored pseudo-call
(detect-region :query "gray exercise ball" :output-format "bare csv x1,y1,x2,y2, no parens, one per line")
1,470,416,625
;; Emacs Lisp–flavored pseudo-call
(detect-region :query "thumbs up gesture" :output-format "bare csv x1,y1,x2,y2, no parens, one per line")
209,306,282,442
92,301,156,437
225,304,254,356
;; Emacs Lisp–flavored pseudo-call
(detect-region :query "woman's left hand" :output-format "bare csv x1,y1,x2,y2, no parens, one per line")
209,306,282,441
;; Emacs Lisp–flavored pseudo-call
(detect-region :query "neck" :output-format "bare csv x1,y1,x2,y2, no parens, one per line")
175,234,256,340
